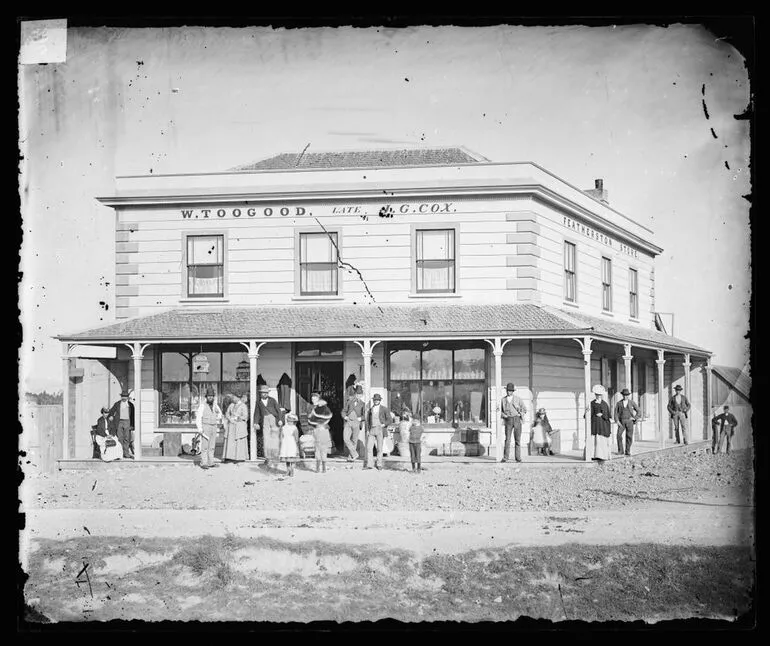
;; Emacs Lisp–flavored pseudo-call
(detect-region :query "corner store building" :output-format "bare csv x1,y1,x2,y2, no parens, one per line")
56,148,713,461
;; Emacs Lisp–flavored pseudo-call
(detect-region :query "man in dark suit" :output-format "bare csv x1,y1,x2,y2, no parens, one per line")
667,384,691,445
342,384,365,462
364,393,394,471
108,390,135,458
712,405,739,454
613,388,640,456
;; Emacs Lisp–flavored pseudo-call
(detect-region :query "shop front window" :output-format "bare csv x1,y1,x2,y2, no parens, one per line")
388,343,487,427
159,348,250,425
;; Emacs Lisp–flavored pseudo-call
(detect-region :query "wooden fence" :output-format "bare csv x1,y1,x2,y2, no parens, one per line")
21,404,63,473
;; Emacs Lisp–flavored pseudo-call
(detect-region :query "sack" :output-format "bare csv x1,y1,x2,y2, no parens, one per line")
382,435,394,454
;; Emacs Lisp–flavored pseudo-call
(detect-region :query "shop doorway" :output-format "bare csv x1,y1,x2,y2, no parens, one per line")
296,361,345,453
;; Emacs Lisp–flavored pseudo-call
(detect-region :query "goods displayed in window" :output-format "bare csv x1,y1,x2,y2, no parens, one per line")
159,349,250,425
388,343,487,426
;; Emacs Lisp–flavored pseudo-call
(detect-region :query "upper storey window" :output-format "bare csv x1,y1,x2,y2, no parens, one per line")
186,235,224,298
299,232,339,296
416,228,456,293
629,268,639,318
564,241,577,303
601,256,613,312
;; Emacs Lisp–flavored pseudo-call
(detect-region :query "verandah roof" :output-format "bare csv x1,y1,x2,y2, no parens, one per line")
57,303,710,356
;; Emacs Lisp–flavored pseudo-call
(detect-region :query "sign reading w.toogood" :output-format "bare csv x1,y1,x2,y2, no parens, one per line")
179,202,456,220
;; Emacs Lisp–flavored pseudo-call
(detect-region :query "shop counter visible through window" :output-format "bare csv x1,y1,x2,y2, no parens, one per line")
387,342,487,427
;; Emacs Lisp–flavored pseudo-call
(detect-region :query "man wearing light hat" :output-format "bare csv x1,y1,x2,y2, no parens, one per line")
108,390,135,459
254,384,284,466
196,387,223,469
364,393,394,470
666,384,691,445
613,388,640,456
501,382,527,463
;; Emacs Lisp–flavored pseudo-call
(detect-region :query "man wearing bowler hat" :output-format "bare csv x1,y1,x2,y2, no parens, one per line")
613,388,640,456
501,382,527,463
667,384,691,445
342,384,365,462
364,393,394,470
108,390,135,459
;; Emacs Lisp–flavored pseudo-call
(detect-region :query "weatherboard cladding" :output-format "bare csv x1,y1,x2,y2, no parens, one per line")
60,303,708,353
231,148,480,171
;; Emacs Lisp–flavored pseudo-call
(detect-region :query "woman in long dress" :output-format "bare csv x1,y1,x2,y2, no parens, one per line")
588,386,612,462
223,395,249,462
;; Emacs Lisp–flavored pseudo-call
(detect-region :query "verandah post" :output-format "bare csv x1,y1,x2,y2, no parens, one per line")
656,349,666,449
581,336,593,462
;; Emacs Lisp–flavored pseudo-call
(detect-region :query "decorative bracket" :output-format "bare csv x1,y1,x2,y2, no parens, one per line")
240,340,267,358
124,342,151,359
483,337,513,355
353,339,381,357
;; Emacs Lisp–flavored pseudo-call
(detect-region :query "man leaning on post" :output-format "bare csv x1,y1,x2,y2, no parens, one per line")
500,382,527,463
667,384,691,445
108,390,135,459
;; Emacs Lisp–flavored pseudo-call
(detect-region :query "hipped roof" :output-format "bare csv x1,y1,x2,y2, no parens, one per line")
58,303,710,356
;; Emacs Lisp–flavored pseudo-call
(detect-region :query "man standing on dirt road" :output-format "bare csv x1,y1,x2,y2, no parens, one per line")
501,382,527,463
667,384,691,445
196,387,223,470
614,388,640,456
712,405,739,455
364,393,393,471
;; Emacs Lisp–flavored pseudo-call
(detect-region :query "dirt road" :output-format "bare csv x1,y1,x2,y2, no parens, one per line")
23,504,754,561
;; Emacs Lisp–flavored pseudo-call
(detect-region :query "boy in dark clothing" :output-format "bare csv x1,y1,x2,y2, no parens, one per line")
408,420,424,473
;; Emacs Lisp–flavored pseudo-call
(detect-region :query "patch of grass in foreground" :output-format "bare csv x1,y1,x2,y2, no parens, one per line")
24,536,755,624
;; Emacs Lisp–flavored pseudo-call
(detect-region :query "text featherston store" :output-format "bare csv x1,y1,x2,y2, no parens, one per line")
56,147,714,463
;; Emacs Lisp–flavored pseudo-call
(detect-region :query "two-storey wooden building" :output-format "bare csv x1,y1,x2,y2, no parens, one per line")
57,147,713,461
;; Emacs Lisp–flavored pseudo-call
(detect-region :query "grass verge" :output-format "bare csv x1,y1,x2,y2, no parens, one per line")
23,535,755,625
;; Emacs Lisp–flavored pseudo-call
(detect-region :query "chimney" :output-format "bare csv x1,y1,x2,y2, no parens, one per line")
584,178,609,204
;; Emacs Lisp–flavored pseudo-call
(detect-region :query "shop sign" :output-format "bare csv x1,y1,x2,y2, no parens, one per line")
179,202,456,220
562,215,640,259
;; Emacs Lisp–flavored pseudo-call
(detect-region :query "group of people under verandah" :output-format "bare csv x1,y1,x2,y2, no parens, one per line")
186,381,426,474
91,375,739,465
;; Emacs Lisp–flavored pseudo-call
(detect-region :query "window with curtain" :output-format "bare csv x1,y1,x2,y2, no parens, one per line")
416,229,455,293
629,268,639,318
388,343,486,426
564,241,577,302
601,256,613,311
300,232,338,295
159,349,249,425
187,235,224,297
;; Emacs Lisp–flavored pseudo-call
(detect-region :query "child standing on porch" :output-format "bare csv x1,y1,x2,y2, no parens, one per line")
279,413,300,477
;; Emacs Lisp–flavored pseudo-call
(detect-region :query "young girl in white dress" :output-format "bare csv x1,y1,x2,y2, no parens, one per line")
279,413,300,477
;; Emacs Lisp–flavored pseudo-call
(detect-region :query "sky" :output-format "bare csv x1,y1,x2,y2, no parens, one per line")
18,23,751,393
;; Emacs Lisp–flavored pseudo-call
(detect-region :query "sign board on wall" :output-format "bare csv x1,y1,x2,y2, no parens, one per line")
179,201,457,221
71,345,118,359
